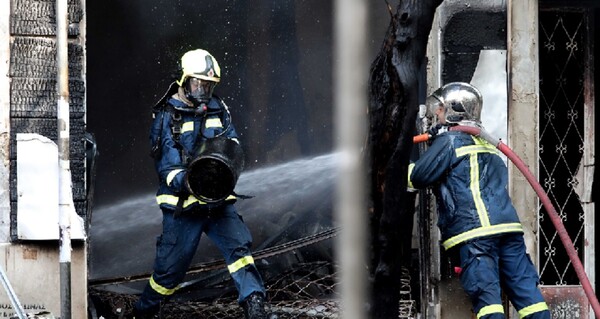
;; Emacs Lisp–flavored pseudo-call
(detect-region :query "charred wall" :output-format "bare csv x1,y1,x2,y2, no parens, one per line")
8,0,87,240
440,3,507,83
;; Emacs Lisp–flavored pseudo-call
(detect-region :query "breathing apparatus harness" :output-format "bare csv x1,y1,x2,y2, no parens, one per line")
167,100,232,145
150,81,233,161
150,86,248,216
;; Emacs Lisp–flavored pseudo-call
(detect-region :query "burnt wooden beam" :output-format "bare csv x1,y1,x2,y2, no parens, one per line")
367,0,442,317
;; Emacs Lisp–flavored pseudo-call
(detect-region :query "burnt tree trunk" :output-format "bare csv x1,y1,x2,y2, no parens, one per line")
367,1,441,317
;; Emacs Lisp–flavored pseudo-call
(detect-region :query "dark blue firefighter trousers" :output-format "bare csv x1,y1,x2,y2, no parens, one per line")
458,234,551,319
134,203,266,314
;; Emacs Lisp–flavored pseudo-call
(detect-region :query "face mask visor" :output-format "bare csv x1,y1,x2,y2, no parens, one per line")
185,77,217,106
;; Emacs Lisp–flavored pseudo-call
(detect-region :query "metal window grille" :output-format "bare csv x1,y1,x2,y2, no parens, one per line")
538,9,591,286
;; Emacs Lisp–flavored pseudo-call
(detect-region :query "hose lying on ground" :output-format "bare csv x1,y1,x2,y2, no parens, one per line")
414,125,600,318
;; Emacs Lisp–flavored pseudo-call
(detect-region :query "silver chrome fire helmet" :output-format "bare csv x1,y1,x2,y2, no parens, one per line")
426,82,483,124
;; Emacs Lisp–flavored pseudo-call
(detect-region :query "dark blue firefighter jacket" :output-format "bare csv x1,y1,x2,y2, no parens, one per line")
149,96,238,212
408,130,524,250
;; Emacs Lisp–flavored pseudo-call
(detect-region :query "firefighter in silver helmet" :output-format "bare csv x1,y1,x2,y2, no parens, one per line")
409,82,550,318
425,81,483,125
131,49,277,319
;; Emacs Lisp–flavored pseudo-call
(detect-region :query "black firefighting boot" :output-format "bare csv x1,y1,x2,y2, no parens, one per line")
121,310,158,319
241,292,279,319
121,304,160,319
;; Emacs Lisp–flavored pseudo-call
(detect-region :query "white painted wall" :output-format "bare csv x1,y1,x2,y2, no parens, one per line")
0,2,88,317
0,244,87,318
16,133,86,240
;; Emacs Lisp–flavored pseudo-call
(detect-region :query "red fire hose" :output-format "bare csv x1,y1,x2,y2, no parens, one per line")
414,125,600,318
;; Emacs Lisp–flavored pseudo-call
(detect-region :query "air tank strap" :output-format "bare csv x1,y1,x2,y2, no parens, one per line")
173,195,186,218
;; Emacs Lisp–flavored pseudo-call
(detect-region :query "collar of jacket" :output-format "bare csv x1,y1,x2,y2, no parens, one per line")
174,87,194,107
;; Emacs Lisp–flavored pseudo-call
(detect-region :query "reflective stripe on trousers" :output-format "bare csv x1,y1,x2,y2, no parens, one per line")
458,234,550,319
134,203,265,313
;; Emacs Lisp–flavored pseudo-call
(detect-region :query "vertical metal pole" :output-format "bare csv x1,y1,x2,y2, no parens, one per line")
334,1,368,319
56,0,72,318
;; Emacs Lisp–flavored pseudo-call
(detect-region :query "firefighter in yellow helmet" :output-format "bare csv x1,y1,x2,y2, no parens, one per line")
176,48,221,107
132,49,277,319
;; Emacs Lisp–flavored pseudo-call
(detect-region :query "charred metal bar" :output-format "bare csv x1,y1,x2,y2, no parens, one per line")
89,227,340,287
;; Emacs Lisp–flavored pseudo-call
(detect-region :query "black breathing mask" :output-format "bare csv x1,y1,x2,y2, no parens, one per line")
185,77,216,107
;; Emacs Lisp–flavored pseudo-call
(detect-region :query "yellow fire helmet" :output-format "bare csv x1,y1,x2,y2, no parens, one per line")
176,49,221,86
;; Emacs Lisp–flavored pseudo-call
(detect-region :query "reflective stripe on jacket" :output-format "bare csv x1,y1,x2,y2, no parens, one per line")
150,96,239,211
408,131,523,249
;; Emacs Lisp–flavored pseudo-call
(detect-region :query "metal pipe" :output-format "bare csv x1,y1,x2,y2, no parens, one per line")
334,0,368,318
56,0,72,318
0,265,26,319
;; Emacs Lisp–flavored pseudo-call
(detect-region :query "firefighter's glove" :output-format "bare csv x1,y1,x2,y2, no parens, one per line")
427,124,444,140
166,168,190,194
